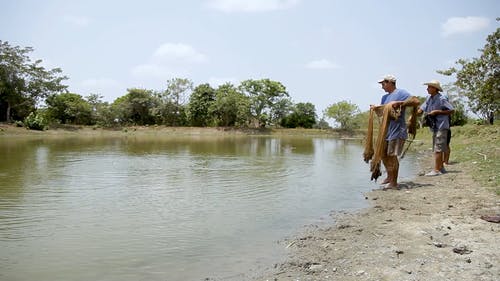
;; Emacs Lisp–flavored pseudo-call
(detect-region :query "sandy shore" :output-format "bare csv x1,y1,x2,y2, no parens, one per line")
254,153,499,281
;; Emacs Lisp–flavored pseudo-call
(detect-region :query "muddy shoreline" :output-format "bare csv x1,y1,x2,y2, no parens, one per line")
253,152,499,281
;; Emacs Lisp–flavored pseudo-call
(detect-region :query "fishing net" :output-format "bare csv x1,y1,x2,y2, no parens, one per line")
363,98,419,181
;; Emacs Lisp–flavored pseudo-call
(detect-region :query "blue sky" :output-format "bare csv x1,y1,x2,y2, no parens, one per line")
2,0,499,118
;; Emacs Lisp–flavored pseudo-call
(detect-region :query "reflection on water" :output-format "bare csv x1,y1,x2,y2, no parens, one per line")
0,135,417,280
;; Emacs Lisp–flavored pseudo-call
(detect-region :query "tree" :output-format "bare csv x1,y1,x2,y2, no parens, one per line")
438,22,499,124
85,93,112,126
0,41,68,122
188,83,216,126
211,83,250,127
324,100,360,130
314,117,331,129
239,79,289,127
45,93,93,125
157,78,193,126
114,88,157,125
352,110,371,130
270,97,293,127
441,84,468,126
281,102,317,128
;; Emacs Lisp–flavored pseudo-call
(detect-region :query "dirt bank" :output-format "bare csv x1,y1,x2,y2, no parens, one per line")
255,154,499,281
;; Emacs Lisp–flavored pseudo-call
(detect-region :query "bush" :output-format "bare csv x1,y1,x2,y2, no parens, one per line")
450,102,468,126
24,112,48,131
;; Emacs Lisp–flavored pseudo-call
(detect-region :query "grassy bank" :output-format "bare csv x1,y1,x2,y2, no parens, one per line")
415,124,499,194
0,123,356,138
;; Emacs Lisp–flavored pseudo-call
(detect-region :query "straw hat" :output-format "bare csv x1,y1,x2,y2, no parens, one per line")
423,80,443,92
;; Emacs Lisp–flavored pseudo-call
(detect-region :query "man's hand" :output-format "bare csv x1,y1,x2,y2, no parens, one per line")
370,104,384,117
402,96,420,107
387,101,402,108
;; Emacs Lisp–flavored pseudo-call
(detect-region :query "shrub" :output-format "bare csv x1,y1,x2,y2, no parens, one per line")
24,112,48,131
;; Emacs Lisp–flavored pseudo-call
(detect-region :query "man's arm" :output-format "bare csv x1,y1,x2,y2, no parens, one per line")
428,109,455,116
429,97,454,116
402,96,420,107
386,96,420,109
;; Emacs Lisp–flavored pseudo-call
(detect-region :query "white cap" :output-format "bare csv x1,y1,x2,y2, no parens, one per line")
378,74,397,83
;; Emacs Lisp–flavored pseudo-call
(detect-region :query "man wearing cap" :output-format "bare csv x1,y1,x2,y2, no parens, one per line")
418,80,454,176
371,75,420,189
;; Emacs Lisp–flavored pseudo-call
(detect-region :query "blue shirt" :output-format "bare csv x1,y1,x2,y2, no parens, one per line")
381,88,411,141
420,93,454,130
381,93,390,105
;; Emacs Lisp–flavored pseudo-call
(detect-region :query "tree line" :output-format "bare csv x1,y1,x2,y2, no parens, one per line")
0,41,323,130
1,23,498,130
42,78,321,129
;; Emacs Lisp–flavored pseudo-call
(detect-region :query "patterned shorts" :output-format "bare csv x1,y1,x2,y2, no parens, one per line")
433,129,449,152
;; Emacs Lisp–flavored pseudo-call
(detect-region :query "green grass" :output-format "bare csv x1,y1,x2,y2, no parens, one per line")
417,124,499,195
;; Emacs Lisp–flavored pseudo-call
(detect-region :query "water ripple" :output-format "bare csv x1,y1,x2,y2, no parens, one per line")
0,136,418,281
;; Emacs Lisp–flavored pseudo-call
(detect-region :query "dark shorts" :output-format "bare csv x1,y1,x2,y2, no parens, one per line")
387,138,405,157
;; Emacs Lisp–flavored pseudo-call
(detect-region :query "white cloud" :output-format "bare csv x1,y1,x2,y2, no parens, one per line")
131,43,206,80
207,0,300,12
305,59,340,70
442,16,490,37
153,43,207,64
63,15,91,27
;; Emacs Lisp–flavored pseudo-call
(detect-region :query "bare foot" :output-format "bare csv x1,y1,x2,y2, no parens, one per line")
382,184,399,190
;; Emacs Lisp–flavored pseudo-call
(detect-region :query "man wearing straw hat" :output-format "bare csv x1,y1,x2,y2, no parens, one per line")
418,80,454,176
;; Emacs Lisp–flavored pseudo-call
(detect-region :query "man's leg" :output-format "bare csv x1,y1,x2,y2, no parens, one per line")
385,155,399,188
382,154,399,188
435,130,448,172
444,130,451,165
382,156,392,184
434,151,444,172
381,139,404,188
443,148,450,165
380,141,390,184
427,130,447,176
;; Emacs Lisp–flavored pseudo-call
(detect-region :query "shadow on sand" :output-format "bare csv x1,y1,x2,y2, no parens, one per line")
398,181,434,189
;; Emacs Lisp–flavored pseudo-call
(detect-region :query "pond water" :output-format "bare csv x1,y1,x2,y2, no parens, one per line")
0,135,418,280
